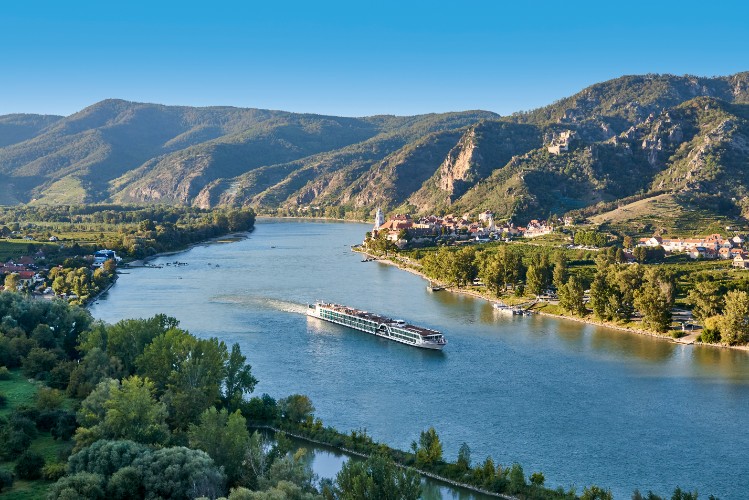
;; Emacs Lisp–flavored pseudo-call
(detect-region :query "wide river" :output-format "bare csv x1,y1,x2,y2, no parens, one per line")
90,219,749,499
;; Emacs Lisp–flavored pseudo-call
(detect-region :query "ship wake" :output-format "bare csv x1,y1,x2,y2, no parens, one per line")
211,295,308,315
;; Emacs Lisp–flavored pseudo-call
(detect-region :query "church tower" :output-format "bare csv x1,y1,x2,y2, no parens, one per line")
374,207,385,230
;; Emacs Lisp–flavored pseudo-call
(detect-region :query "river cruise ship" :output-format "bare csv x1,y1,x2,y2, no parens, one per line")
307,302,447,350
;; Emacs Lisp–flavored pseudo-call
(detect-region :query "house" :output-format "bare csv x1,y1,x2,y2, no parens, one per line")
93,249,120,268
16,271,35,287
638,237,663,247
734,255,749,269
689,247,718,259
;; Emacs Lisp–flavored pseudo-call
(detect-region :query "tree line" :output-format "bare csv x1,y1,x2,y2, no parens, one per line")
416,245,679,333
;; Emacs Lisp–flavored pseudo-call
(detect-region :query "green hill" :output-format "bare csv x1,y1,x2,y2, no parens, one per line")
2,72,749,232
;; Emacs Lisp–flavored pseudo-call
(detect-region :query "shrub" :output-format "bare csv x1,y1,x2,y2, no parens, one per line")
52,412,78,441
15,450,45,480
0,366,11,380
68,439,149,477
42,462,67,481
700,328,721,344
0,392,6,408
107,466,144,500
0,469,14,493
36,387,65,410
49,472,106,500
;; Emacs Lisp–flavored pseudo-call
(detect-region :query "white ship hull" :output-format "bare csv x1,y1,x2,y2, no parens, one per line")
308,303,446,350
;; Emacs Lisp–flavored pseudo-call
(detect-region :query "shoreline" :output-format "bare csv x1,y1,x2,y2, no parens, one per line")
358,249,749,353
256,215,368,224
89,231,253,308
252,425,511,499
123,230,252,268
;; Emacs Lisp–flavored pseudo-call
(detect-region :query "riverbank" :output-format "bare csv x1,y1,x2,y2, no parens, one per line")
253,425,513,500
256,214,368,224
123,231,252,268
356,248,749,353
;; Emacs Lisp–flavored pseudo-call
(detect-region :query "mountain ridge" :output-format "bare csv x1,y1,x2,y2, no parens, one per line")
1,72,749,229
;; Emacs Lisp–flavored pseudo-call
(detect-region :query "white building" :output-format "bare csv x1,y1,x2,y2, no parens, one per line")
373,208,385,231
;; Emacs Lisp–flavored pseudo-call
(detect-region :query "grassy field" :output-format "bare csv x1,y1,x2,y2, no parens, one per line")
0,370,41,417
0,371,72,498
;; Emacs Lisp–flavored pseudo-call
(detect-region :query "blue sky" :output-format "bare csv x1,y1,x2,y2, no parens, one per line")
1,0,747,117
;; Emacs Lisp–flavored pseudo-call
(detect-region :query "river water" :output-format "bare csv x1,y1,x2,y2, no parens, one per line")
90,219,749,499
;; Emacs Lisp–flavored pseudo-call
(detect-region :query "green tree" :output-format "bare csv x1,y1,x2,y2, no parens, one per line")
80,315,178,375
686,281,724,321
589,269,610,320
335,453,421,500
635,269,675,333
0,469,13,493
3,273,20,292
75,376,169,448
452,247,477,287
279,394,315,424
107,466,143,500
223,343,258,412
530,471,545,487
49,472,107,500
136,329,228,430
456,442,471,470
559,275,586,316
670,486,698,500
67,348,125,399
497,246,523,291
413,427,442,467
581,485,613,500
243,431,272,490
15,450,45,479
104,376,169,444
189,407,251,487
611,264,644,322
552,254,568,290
526,265,545,296
477,253,503,297
719,290,749,344
21,347,59,379
132,446,226,500
508,463,526,494
260,448,317,493
67,439,149,477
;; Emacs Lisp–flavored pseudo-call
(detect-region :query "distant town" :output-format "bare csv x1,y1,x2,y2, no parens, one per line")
368,209,749,268
369,209,570,245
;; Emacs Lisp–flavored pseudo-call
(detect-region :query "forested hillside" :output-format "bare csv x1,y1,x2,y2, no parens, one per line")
2,72,749,227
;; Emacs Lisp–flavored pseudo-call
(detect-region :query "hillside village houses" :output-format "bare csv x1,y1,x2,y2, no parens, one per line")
0,248,119,294
638,234,749,261
369,209,561,248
